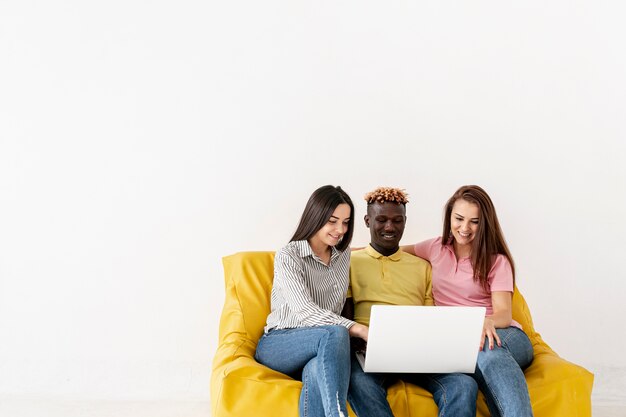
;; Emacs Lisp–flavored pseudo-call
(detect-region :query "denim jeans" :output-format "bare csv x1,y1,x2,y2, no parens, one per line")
348,355,478,417
255,325,351,417
473,326,534,417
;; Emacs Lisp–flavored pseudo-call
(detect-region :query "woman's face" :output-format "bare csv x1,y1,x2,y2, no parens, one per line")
450,199,480,250
311,203,351,248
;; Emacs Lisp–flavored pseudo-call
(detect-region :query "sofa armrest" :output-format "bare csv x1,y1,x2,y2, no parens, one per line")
525,351,593,388
523,351,593,417
211,341,301,417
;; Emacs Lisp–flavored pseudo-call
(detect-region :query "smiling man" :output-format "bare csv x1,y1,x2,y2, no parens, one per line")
347,187,433,327
345,187,478,417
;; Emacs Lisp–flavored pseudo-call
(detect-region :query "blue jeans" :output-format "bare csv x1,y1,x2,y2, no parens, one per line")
473,327,534,417
348,355,478,417
255,325,351,417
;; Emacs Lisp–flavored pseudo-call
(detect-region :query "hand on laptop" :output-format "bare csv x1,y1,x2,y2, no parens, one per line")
349,322,369,342
350,336,367,353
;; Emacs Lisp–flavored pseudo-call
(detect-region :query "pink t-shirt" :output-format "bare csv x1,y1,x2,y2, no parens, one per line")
414,237,521,329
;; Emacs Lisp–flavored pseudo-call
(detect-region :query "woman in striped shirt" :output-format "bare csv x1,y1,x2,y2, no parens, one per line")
255,185,369,417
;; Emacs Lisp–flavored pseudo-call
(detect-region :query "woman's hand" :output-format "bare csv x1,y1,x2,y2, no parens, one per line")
480,317,501,350
480,291,513,350
349,322,369,342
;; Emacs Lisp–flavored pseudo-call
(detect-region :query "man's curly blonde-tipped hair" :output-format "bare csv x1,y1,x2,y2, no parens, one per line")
364,187,409,205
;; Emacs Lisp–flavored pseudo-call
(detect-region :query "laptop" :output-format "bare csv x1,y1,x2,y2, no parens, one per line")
355,305,486,373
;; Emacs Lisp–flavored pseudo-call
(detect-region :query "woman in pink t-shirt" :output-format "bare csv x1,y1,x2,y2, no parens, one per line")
402,185,534,417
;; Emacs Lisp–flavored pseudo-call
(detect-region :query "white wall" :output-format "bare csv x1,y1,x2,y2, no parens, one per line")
1,0,625,406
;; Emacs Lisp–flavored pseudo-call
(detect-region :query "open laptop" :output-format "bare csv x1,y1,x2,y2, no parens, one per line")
355,305,486,373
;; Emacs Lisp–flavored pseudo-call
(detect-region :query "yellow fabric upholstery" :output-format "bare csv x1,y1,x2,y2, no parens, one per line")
211,252,593,417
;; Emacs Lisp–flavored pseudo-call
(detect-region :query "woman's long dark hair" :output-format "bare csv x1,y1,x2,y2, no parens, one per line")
442,185,515,288
290,185,354,252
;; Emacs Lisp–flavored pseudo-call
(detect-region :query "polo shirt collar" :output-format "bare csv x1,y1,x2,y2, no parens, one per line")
365,244,403,261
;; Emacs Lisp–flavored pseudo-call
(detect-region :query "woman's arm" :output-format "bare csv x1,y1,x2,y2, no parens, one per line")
402,238,438,260
480,255,515,349
400,244,416,255
341,298,369,342
480,291,513,350
349,322,368,341
273,250,356,329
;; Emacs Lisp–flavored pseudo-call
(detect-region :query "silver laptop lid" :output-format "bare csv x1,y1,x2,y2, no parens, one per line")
362,305,486,373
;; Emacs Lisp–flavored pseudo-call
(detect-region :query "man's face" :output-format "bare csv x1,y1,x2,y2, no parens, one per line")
365,202,406,255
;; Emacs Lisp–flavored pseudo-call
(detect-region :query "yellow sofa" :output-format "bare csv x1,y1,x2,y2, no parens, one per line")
211,251,593,417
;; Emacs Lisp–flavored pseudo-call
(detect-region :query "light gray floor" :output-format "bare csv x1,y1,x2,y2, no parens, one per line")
0,398,211,417
0,398,623,417
594,406,626,417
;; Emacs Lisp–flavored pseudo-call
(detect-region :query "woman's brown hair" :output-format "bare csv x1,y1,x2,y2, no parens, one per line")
442,185,515,289
291,185,355,252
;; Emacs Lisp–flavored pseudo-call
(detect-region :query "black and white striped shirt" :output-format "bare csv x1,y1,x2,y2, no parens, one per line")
264,240,355,332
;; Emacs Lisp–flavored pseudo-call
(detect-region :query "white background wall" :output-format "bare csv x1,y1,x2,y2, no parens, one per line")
1,0,625,406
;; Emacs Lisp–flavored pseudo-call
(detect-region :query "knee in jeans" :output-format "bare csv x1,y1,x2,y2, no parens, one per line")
441,375,478,401
324,325,350,344
477,346,506,369
350,373,383,396
458,376,478,398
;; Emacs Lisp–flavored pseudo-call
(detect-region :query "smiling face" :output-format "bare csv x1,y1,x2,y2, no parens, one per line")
310,203,351,250
450,199,480,257
365,202,406,256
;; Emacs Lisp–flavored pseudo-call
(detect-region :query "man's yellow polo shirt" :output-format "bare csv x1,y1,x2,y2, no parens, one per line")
348,245,433,326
